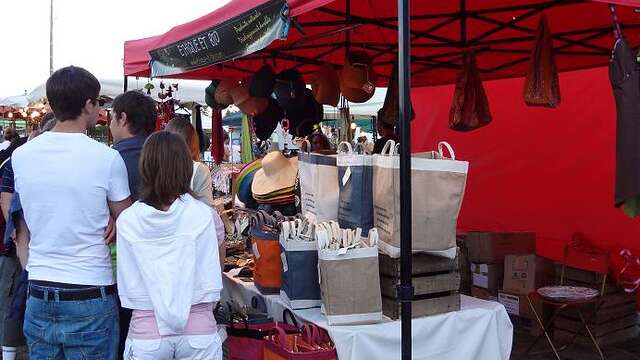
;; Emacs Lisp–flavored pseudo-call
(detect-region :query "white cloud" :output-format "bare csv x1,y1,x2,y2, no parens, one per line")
0,0,229,97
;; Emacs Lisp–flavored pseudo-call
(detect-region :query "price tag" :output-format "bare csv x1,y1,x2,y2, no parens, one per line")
281,253,288,272
342,167,352,186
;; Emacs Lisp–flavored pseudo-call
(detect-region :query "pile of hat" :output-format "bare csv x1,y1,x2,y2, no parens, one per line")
204,51,378,142
251,151,298,205
234,158,262,209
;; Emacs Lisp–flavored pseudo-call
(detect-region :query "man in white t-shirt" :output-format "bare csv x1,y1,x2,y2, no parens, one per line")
12,66,132,359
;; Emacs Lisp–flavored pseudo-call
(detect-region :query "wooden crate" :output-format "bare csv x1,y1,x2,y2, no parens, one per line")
554,325,640,347
379,253,461,320
554,265,619,295
457,238,471,296
382,293,461,319
551,265,639,347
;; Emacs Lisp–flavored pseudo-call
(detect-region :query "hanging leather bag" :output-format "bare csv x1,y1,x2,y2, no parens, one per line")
523,15,561,108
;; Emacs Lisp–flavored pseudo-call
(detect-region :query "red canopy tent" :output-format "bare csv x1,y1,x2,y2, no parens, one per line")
125,0,640,85
124,2,640,357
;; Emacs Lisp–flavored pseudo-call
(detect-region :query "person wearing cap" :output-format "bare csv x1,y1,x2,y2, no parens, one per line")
12,66,132,359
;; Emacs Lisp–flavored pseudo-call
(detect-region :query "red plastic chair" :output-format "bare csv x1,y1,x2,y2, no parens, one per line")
526,235,609,360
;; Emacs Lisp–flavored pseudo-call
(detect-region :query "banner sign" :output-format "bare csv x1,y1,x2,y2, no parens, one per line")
149,0,290,77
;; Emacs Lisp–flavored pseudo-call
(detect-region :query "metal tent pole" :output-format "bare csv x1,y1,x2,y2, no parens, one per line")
398,0,414,359
123,75,128,92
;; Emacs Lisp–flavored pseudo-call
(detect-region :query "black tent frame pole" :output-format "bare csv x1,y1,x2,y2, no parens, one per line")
398,0,413,359
123,75,128,92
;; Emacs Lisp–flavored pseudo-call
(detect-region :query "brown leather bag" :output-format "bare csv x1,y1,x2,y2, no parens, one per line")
449,50,492,131
523,15,560,108
378,56,415,125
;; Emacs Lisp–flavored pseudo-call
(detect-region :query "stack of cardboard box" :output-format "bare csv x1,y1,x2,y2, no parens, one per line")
499,254,553,335
466,232,536,301
465,232,556,335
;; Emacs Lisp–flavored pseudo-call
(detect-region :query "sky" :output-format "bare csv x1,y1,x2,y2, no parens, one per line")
0,0,230,98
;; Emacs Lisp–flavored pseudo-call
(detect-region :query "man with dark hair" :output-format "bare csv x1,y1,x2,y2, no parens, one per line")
372,114,400,154
110,90,157,200
12,66,132,359
109,90,156,359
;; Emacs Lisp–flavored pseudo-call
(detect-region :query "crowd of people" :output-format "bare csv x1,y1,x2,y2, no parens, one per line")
0,66,226,359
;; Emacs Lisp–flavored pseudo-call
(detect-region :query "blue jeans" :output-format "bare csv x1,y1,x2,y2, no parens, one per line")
23,285,120,360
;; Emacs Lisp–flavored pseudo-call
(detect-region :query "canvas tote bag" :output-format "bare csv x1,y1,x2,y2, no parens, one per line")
316,223,382,325
279,219,321,309
373,140,468,259
336,142,374,232
298,142,339,223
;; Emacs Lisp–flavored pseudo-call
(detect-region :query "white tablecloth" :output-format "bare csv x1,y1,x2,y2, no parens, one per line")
222,273,513,360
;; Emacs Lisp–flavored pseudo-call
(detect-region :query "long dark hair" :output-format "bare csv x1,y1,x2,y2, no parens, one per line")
139,131,193,210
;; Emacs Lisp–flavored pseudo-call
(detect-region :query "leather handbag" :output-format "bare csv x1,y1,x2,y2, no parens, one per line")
523,14,560,108
449,50,492,131
263,324,337,360
251,212,283,294
227,305,300,360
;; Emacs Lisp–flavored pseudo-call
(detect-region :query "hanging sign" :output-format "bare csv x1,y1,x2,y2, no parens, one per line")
149,0,290,77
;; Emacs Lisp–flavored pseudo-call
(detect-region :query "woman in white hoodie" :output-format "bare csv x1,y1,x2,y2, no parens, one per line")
117,131,223,359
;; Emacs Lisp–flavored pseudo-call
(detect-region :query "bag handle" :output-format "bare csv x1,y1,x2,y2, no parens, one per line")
337,141,353,154
282,309,299,328
353,142,367,155
271,325,289,351
438,141,456,160
380,139,397,156
368,228,379,247
281,221,291,241
302,139,312,154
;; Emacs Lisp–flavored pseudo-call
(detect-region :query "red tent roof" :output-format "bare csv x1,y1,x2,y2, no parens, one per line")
124,0,640,86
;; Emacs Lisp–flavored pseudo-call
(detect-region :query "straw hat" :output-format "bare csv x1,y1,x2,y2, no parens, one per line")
214,78,238,105
340,51,377,103
311,64,340,107
251,151,299,196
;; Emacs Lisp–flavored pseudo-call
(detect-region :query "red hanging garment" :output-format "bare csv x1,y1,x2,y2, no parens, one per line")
523,15,561,108
211,108,224,165
449,50,492,131
155,100,175,131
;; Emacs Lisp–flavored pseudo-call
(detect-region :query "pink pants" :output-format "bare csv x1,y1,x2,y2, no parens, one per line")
123,333,222,360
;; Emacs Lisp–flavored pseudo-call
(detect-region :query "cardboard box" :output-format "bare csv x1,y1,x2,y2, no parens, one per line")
466,232,536,263
498,291,547,336
470,263,504,291
471,286,498,302
503,255,553,295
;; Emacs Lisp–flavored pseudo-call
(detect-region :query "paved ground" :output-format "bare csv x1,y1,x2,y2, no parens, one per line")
511,326,640,360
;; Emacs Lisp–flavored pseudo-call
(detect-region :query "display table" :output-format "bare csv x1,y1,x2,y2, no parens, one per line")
222,272,513,360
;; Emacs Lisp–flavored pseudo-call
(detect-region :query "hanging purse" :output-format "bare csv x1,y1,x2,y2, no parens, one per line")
449,50,492,131
523,14,561,108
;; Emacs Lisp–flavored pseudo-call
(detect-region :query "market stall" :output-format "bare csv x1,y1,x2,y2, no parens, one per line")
123,1,640,359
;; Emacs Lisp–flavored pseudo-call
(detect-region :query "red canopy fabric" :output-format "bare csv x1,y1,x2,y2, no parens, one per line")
124,0,640,86
410,66,640,263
